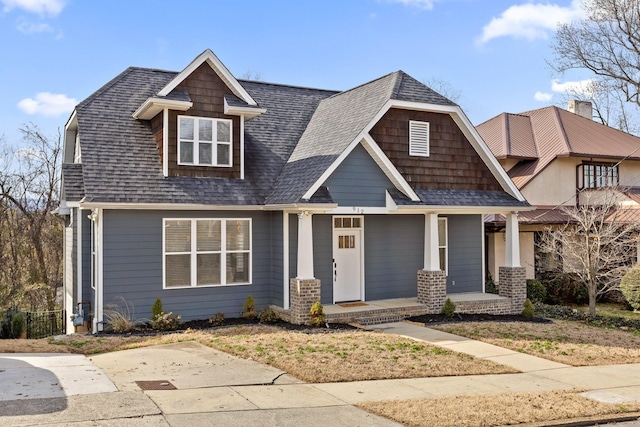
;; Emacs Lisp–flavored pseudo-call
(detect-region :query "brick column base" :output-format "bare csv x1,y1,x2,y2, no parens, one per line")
290,278,321,325
417,270,447,314
498,266,526,314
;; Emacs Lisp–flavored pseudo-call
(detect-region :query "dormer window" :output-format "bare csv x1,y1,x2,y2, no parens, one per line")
178,116,232,167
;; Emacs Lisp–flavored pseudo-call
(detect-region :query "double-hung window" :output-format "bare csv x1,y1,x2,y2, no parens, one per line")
178,116,232,167
164,218,251,288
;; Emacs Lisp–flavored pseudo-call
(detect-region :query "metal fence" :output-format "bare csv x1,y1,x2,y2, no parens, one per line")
26,310,66,339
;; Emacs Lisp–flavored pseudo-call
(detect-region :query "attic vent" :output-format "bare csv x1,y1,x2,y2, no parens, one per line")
409,120,429,157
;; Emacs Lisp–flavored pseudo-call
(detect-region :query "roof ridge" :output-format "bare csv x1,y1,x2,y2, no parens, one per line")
390,70,403,99
551,106,572,153
76,67,176,111
503,113,511,158
238,79,338,94
326,70,397,100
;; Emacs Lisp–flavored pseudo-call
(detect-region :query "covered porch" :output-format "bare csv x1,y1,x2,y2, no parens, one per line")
283,208,526,325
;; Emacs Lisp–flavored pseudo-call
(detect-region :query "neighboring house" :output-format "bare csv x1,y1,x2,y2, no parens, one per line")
58,49,530,333
479,101,640,283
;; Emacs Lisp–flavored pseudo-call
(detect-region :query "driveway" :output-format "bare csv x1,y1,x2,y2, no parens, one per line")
0,342,401,426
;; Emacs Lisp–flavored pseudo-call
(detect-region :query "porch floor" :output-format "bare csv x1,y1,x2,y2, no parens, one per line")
322,293,512,324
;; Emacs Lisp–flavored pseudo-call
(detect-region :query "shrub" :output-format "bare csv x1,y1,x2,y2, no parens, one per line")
10,312,25,338
441,298,456,317
541,273,588,305
522,298,535,319
209,312,225,327
258,307,279,324
151,311,181,331
485,274,498,294
526,279,547,304
621,264,640,311
243,295,257,320
151,298,163,320
309,301,326,327
104,298,145,333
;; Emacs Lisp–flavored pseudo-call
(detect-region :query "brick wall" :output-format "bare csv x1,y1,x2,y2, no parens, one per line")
498,266,526,314
417,270,447,314
289,278,321,325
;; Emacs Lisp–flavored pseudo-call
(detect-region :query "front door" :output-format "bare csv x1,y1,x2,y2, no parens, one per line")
333,216,363,302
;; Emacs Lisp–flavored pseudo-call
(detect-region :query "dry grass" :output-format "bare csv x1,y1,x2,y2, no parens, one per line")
432,319,640,365
358,390,640,427
0,326,514,382
205,330,515,382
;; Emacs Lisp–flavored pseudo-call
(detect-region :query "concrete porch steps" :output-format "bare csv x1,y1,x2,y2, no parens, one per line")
353,313,408,326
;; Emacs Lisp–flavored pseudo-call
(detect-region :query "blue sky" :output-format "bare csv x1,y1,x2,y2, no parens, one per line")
0,0,590,145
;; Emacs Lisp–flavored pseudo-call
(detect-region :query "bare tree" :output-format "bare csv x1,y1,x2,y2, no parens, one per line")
0,124,62,310
538,189,638,315
555,78,640,135
422,77,462,104
552,0,640,104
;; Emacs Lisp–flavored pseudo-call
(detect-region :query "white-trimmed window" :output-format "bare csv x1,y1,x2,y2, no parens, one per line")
163,218,251,288
438,217,447,273
409,120,430,157
178,116,232,167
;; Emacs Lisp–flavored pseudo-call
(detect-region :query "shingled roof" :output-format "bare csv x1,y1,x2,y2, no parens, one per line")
477,106,640,189
62,60,525,209
266,71,455,204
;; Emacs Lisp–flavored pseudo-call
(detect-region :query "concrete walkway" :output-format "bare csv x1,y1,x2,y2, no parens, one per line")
1,322,640,426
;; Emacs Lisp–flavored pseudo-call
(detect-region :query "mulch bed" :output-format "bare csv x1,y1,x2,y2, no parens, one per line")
406,313,553,325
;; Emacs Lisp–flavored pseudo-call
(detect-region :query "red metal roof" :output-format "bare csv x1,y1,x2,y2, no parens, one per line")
477,106,640,189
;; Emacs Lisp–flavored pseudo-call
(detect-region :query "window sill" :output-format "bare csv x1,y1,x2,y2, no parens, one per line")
163,282,252,290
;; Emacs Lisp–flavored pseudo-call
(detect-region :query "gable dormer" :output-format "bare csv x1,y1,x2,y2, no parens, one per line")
133,49,265,179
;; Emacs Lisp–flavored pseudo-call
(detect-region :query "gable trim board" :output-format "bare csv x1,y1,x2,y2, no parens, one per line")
301,100,525,203
158,49,258,107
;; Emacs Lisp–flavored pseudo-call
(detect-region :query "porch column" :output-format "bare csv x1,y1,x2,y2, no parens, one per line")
504,212,520,267
423,213,440,271
418,213,446,313
290,211,321,325
499,212,526,314
296,211,314,279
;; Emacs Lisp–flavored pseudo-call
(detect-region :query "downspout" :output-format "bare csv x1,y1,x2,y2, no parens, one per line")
88,208,103,334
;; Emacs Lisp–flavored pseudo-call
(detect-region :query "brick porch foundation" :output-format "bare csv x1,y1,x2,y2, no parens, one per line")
289,278,321,325
417,270,447,314
498,266,526,314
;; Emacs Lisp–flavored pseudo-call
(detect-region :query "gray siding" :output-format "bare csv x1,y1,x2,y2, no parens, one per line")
102,210,275,321
444,214,483,293
313,215,333,304
364,215,423,300
288,214,333,305
270,211,284,307
323,144,393,207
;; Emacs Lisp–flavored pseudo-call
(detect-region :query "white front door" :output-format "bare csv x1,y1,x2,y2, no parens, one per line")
333,217,363,302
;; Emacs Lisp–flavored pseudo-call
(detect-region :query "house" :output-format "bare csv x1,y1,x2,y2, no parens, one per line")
479,101,640,283
58,49,530,334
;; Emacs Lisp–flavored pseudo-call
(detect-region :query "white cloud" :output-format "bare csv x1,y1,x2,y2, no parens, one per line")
1,0,65,17
551,78,596,97
16,17,51,34
17,92,76,117
385,0,435,10
534,91,553,102
478,0,584,44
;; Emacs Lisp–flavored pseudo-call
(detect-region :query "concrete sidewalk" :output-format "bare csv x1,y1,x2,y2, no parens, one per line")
1,323,640,426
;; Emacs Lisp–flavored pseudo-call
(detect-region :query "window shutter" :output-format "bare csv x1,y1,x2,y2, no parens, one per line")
409,120,430,157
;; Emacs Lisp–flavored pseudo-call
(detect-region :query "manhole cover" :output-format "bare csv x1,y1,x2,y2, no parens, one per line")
135,380,177,390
